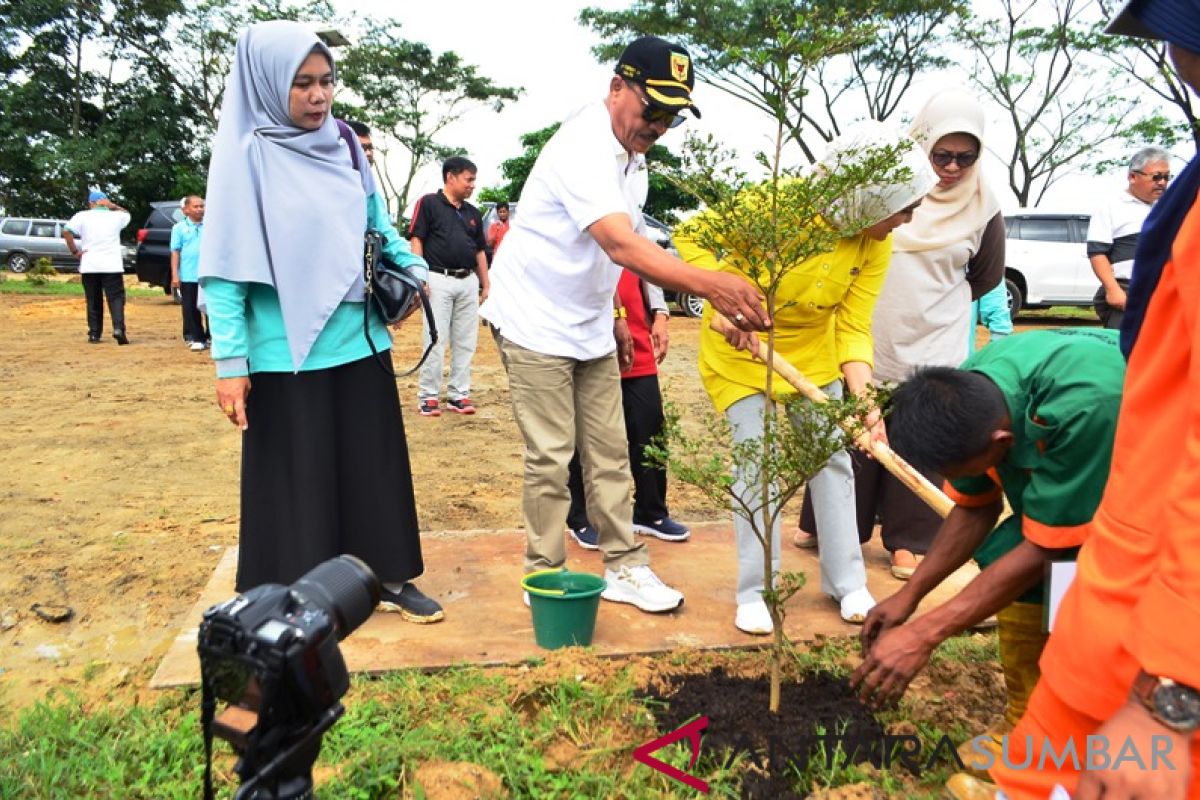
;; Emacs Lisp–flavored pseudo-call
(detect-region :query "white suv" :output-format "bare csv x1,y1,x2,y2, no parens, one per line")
1003,211,1098,317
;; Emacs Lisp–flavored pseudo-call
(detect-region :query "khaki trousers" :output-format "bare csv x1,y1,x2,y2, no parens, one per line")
494,331,648,573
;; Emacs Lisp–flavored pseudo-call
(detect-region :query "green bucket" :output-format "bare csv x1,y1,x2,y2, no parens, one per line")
521,569,607,649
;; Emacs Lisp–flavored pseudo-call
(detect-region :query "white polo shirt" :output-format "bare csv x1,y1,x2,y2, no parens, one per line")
1086,190,1153,280
65,207,131,274
480,101,649,360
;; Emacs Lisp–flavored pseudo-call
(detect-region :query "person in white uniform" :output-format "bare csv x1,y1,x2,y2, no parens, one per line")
480,36,769,614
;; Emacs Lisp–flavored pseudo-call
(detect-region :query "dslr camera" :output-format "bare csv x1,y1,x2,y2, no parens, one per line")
198,555,380,800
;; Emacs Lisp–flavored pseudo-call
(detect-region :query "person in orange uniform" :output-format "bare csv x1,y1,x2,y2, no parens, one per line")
961,1,1200,798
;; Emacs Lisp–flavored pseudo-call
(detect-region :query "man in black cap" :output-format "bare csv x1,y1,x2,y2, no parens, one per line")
479,37,769,615
947,2,1200,799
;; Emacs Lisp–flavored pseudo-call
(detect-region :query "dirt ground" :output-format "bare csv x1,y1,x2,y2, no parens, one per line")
0,279,731,710
0,279,1086,714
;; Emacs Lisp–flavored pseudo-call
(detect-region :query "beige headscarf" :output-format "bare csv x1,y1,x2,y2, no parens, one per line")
892,86,1001,253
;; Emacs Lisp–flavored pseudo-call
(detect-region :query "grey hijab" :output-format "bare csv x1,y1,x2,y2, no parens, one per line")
199,21,375,370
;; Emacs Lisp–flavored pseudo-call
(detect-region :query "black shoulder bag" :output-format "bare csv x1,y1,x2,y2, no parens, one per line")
363,230,437,377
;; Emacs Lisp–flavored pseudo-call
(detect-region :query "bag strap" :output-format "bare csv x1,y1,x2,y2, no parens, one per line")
363,233,437,378
335,118,360,172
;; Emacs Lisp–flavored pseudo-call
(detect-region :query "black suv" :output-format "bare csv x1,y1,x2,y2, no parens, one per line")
135,201,184,300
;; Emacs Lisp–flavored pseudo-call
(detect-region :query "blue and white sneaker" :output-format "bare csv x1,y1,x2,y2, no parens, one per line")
568,524,600,550
632,517,690,542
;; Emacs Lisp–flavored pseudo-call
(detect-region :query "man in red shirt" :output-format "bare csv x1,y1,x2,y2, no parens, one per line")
566,268,690,548
486,201,511,260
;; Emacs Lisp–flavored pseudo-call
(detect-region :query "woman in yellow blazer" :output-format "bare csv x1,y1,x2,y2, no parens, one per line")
675,123,936,634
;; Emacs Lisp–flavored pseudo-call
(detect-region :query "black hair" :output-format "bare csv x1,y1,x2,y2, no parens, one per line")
443,156,477,180
885,366,1008,473
345,120,371,137
496,201,509,211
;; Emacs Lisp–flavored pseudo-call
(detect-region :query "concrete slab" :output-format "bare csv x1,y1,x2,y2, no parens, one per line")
150,522,980,688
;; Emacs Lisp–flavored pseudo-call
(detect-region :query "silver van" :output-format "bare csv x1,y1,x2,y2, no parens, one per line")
0,217,74,272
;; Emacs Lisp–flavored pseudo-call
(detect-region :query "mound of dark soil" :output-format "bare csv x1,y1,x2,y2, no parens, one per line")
639,668,886,799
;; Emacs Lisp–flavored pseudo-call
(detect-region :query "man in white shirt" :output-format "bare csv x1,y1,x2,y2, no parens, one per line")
480,36,769,614
1087,146,1170,329
64,191,132,344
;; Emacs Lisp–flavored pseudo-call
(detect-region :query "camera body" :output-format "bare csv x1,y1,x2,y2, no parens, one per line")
197,555,380,800
199,582,349,727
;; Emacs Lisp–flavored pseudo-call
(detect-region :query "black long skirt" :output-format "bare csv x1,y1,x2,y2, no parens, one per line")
235,354,424,591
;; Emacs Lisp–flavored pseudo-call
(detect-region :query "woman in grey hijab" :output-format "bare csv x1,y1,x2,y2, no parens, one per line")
199,21,444,623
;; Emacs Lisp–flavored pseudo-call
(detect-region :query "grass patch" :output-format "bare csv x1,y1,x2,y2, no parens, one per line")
0,278,163,298
1015,305,1098,321
0,648,1001,798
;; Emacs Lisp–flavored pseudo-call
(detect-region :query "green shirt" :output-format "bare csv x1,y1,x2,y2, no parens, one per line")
946,329,1125,600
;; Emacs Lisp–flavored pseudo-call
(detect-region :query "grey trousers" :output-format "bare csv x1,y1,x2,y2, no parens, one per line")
493,331,648,573
725,384,867,605
418,270,479,402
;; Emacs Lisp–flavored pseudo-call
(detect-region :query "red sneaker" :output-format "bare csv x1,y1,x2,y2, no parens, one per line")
446,397,476,414
418,399,441,417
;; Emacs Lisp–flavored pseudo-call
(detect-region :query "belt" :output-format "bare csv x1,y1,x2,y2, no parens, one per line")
429,266,473,279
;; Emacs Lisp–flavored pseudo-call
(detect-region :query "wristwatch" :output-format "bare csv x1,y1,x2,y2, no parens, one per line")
1131,671,1200,733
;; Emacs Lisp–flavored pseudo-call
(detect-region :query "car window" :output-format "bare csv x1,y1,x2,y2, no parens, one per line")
2,219,29,235
30,221,57,238
1014,218,1071,243
1069,218,1090,243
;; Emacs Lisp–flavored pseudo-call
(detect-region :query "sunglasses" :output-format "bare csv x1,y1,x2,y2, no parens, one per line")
1133,170,1171,183
625,80,686,129
930,150,979,168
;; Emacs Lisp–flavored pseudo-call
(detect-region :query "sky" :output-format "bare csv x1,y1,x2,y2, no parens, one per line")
335,0,1176,215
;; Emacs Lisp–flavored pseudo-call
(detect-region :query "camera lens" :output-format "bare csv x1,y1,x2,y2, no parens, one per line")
291,555,381,640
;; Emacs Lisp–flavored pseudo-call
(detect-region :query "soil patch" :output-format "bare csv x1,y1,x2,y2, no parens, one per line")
640,668,886,799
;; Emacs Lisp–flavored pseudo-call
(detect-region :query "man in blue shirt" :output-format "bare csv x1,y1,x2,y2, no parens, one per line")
171,196,207,350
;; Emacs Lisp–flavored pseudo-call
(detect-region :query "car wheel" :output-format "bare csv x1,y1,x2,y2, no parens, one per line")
677,292,705,318
7,252,30,273
1004,277,1023,319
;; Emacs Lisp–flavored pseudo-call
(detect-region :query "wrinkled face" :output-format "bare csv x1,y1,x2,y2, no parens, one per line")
607,78,670,154
1128,159,1171,203
183,198,205,222
357,135,374,166
861,200,922,241
497,206,509,221
929,132,980,190
445,169,477,202
288,50,334,131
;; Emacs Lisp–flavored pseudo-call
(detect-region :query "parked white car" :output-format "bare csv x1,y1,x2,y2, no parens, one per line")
1002,210,1098,317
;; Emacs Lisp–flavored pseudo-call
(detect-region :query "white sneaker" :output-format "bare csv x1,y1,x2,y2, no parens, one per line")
601,565,683,613
189,341,207,352
735,600,773,635
839,587,876,624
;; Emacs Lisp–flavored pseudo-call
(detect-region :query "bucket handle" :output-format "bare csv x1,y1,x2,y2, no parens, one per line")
521,568,567,596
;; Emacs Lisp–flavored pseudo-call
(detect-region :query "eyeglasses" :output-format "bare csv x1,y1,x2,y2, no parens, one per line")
625,80,685,129
1133,170,1171,183
930,150,979,168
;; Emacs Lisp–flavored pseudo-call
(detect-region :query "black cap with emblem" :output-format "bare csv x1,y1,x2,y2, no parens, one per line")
614,36,702,119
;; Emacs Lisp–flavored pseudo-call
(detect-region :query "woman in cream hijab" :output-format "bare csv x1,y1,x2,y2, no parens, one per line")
796,87,1006,577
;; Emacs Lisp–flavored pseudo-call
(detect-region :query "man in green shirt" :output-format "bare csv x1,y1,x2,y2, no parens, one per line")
849,329,1125,768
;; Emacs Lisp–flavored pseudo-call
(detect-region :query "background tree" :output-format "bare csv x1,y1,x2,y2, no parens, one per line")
959,0,1143,206
0,0,206,220
338,19,522,218
579,0,965,163
479,122,700,223
1086,0,1200,150
107,0,338,129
